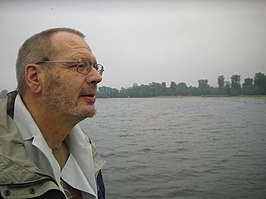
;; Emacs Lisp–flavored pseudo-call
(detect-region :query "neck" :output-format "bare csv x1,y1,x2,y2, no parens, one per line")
52,142,70,169
22,95,80,150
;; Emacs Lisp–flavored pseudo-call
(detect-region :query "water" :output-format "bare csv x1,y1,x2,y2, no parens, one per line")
80,97,266,199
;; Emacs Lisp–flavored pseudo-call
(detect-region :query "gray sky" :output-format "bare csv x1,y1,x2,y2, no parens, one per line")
1,0,266,91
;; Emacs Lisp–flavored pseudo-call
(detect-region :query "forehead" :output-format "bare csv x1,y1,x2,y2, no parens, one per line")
50,32,94,59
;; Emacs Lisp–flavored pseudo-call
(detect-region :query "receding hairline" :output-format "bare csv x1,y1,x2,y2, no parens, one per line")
39,27,86,38
48,30,93,59
50,30,87,46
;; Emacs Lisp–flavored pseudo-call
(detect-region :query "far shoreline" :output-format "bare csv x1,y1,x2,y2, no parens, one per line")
97,95,266,99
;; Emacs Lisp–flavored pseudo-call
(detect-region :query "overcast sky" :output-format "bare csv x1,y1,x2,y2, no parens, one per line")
0,0,266,91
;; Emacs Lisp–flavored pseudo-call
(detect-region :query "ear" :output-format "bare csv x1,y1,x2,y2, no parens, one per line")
25,64,42,94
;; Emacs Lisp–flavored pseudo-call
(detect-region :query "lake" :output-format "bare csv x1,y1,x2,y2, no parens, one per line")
80,97,266,199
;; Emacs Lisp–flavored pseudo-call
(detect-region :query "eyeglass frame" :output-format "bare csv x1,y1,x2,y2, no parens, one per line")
35,57,104,76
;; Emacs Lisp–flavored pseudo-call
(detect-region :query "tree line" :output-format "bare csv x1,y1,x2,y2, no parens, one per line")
97,72,266,98
1,72,266,99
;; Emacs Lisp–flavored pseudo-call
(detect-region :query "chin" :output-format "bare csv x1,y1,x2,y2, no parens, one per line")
68,106,96,119
87,109,97,118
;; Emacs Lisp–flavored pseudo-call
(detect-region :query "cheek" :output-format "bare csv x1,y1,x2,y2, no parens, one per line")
43,70,64,92
66,73,86,90
60,74,83,96
46,74,61,90
45,70,84,93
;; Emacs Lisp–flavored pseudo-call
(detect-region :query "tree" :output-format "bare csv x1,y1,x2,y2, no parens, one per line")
176,82,188,96
217,75,225,90
225,81,231,95
198,79,210,95
242,78,253,95
161,82,167,96
170,81,177,96
254,72,266,94
231,74,241,95
98,86,119,97
149,82,162,96
120,87,128,97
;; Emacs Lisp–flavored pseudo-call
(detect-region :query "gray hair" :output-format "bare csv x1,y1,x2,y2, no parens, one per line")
16,27,85,95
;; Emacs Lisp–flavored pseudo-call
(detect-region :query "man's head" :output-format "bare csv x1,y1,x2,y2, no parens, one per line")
16,28,103,120
16,28,85,95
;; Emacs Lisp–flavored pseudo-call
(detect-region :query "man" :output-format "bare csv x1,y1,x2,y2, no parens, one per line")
0,28,105,199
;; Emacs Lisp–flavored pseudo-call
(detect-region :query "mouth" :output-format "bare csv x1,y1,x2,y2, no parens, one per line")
80,93,96,103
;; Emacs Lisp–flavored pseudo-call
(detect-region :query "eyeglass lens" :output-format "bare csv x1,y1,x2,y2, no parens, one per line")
77,59,104,75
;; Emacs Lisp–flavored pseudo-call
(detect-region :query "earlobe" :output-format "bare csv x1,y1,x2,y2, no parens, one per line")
25,64,42,93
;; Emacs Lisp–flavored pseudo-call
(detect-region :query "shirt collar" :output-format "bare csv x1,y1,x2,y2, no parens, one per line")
13,94,41,141
63,126,97,196
13,95,53,158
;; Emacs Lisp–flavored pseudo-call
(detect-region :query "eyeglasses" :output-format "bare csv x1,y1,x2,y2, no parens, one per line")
36,58,104,75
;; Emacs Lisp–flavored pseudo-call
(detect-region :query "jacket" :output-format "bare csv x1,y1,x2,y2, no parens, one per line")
0,91,105,199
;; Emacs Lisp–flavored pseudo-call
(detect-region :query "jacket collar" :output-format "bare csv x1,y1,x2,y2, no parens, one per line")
0,91,57,186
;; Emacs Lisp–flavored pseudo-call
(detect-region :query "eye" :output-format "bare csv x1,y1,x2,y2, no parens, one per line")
62,62,79,68
77,59,88,69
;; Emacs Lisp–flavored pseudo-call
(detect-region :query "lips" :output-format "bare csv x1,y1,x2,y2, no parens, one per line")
81,95,96,103
80,86,97,103
79,89,96,102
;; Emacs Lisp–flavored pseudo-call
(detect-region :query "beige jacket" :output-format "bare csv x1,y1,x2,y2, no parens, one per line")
0,91,105,199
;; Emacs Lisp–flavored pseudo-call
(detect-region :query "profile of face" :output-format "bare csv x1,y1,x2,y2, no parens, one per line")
41,32,102,119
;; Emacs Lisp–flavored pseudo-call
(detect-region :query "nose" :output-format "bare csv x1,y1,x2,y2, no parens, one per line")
85,67,102,84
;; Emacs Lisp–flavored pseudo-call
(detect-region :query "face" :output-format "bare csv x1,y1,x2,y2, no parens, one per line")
41,32,102,120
